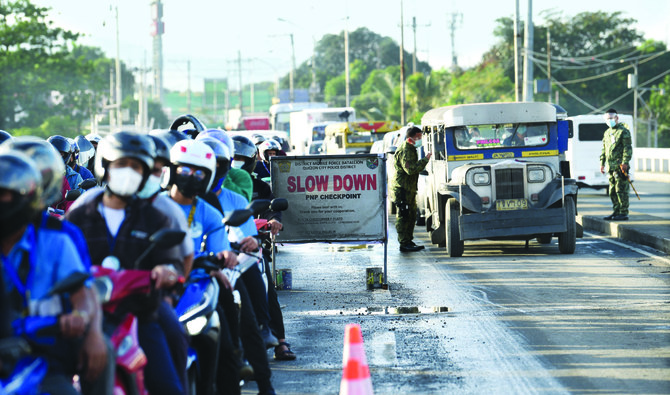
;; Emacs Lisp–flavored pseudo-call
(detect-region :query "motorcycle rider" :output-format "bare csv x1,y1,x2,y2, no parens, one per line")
232,135,296,361
65,131,188,395
0,152,108,395
67,138,95,181
47,135,85,194
254,139,282,182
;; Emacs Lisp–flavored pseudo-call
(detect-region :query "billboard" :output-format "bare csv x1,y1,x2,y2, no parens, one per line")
271,155,387,243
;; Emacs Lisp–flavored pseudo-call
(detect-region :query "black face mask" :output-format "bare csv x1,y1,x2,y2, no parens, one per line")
174,174,207,198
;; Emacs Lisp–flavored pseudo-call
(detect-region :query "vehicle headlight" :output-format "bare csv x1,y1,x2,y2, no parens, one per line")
528,168,545,183
185,316,209,336
473,172,490,186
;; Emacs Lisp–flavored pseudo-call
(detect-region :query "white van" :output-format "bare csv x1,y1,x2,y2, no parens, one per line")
566,114,635,190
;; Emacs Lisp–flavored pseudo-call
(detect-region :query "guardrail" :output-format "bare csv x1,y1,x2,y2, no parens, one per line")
633,147,670,182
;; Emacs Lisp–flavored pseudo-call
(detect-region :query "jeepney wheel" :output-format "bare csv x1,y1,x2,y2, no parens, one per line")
536,235,552,244
445,198,464,257
558,196,576,254
425,211,433,233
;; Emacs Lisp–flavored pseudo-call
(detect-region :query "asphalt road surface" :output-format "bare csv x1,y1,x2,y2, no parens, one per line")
244,212,670,394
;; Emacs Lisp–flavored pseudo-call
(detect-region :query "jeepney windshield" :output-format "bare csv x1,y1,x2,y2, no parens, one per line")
347,131,384,144
452,123,550,150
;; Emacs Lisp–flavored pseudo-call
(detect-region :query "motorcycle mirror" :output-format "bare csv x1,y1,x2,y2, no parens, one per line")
47,271,90,296
270,198,289,211
149,229,186,249
246,199,271,216
78,178,97,190
64,189,81,201
223,209,253,227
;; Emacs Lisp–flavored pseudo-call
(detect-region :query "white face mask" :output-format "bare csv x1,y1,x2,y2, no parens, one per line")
107,167,143,197
137,174,162,199
412,138,423,148
231,160,246,169
606,119,617,128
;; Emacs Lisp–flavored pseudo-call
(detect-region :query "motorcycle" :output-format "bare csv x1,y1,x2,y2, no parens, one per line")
91,228,186,395
0,271,90,395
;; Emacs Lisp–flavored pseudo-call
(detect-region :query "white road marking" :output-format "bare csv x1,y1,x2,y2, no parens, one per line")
584,231,670,265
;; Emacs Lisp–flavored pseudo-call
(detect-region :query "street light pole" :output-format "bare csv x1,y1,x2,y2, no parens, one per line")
289,33,295,103
399,0,406,124
344,17,350,107
114,6,122,130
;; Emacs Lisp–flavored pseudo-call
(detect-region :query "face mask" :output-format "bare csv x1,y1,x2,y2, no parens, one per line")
174,174,207,198
107,167,143,197
412,138,423,148
606,119,617,128
137,174,162,199
231,160,245,169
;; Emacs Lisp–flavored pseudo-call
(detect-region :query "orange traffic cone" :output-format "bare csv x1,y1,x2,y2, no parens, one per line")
340,324,374,395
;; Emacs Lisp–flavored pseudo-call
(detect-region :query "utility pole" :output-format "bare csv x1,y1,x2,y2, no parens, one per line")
238,50,243,114
547,30,551,103
150,0,164,105
448,11,463,71
289,33,296,103
399,0,406,124
522,0,534,102
513,0,521,101
114,6,122,130
187,60,191,113
344,18,350,107
410,17,431,74
109,67,115,131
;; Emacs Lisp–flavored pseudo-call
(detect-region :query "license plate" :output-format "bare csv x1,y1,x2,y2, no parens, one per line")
496,199,528,211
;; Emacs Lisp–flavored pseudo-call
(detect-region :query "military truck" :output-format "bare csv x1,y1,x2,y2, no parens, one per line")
421,102,578,257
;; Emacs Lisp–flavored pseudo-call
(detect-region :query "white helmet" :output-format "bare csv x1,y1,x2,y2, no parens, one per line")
165,140,217,194
258,139,282,162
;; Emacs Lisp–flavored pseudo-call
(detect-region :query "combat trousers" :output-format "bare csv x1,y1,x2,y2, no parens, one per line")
608,171,630,215
395,191,417,245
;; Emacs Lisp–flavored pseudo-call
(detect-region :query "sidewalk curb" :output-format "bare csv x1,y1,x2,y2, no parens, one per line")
578,214,670,254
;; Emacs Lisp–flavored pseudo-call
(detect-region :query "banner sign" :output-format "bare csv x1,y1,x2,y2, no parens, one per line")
271,155,387,243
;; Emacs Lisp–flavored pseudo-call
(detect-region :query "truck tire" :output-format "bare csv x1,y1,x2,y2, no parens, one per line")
445,198,464,257
536,235,552,244
558,196,576,254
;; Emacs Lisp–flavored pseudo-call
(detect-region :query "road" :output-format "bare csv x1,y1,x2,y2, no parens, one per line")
578,180,670,219
243,206,670,394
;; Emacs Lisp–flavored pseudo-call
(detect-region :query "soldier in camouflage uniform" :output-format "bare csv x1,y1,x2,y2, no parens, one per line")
391,126,432,252
599,109,633,221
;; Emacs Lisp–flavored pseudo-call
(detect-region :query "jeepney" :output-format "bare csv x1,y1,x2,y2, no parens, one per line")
421,102,578,257
323,121,401,155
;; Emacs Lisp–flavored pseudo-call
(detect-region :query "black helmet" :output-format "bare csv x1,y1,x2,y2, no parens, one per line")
0,152,43,237
251,134,266,146
0,130,12,144
231,135,257,174
151,129,189,149
94,131,155,184
75,135,95,166
198,136,231,182
148,134,171,164
47,135,72,163
0,137,65,207
170,114,207,139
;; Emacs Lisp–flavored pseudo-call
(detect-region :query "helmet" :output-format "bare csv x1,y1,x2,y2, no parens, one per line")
165,140,217,195
231,135,257,174
47,135,72,163
0,152,43,237
0,130,12,144
85,133,103,144
0,137,65,207
67,138,79,164
251,134,266,146
197,137,231,182
170,114,207,139
148,134,171,164
151,129,189,149
196,129,235,158
258,139,282,162
94,131,155,185
75,135,95,166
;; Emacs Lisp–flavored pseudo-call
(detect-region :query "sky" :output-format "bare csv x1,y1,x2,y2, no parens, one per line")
33,0,670,93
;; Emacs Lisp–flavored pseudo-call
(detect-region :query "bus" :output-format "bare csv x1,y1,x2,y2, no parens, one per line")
421,102,578,257
268,102,328,133
323,121,401,155
289,107,355,154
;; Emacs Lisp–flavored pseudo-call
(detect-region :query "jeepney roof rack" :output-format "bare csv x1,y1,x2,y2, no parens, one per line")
421,102,560,127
